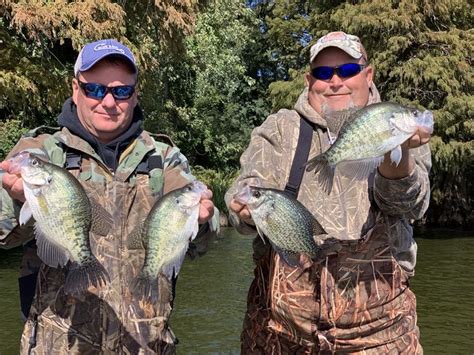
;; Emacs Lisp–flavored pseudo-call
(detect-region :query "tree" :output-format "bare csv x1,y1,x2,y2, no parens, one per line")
145,0,271,169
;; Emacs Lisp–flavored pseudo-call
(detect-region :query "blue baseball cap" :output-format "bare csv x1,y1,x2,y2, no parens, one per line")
74,39,138,76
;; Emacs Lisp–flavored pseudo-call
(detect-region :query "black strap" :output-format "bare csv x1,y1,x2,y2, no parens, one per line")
136,154,163,174
284,116,313,198
64,150,82,170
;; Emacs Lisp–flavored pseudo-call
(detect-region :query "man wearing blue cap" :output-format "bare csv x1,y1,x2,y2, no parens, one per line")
0,39,218,353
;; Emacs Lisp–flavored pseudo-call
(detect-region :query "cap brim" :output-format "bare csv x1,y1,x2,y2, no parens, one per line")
310,43,362,63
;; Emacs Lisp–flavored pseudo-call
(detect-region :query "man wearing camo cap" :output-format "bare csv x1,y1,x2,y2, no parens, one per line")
227,31,430,353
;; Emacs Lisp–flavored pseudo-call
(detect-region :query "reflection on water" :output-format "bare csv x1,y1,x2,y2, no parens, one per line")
411,231,474,354
0,229,473,354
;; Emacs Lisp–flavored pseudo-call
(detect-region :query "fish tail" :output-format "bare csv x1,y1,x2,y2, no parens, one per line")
64,256,110,296
416,110,434,134
130,273,159,304
305,155,335,194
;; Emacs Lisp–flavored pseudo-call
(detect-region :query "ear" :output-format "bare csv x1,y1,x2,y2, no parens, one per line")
72,78,79,104
304,71,314,88
365,65,374,87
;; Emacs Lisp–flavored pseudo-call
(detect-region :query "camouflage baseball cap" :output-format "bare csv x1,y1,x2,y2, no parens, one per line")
310,31,367,63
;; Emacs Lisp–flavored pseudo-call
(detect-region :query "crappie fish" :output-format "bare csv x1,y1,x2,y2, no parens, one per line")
306,102,434,193
9,152,112,296
128,180,209,303
234,184,340,267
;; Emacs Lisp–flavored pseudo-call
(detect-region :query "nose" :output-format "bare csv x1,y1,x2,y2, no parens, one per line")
101,92,117,108
328,73,344,88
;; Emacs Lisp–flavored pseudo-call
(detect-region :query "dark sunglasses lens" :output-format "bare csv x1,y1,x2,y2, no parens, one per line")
83,83,107,99
338,63,363,78
111,86,134,99
312,67,334,80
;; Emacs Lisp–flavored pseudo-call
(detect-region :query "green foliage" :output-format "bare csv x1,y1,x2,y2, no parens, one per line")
0,119,28,160
144,0,271,169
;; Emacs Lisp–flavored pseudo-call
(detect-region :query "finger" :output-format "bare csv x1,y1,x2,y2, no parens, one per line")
198,200,214,224
5,177,25,202
2,172,20,190
239,207,252,221
229,199,245,213
0,160,8,171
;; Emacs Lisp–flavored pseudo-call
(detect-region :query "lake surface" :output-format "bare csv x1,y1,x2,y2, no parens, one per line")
0,228,472,354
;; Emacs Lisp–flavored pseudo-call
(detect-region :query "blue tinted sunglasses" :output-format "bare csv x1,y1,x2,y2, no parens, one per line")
78,80,136,100
311,63,367,81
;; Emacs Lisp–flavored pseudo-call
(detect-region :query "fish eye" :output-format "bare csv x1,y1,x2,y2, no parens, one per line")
252,190,261,198
31,159,39,167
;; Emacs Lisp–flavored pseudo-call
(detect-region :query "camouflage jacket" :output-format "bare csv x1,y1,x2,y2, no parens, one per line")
225,86,431,350
226,84,431,272
0,127,219,354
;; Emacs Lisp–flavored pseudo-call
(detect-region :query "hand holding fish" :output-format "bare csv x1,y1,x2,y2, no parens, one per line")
379,125,432,179
0,158,26,202
305,102,434,193
228,198,254,225
198,189,215,224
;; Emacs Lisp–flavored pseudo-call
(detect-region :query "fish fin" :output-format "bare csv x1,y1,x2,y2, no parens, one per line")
305,155,335,194
278,249,301,268
19,201,33,226
130,273,159,305
415,110,434,134
255,225,266,245
311,218,327,236
89,197,113,236
390,145,403,166
268,241,300,268
337,156,384,180
34,222,70,268
64,257,110,296
161,210,199,280
327,107,359,136
161,246,188,281
312,235,342,262
127,224,147,250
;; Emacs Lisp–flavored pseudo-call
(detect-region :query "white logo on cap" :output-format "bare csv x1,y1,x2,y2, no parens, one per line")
94,43,125,54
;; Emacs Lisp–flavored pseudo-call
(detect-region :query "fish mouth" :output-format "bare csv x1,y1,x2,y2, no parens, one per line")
192,180,211,199
234,184,253,205
8,151,31,174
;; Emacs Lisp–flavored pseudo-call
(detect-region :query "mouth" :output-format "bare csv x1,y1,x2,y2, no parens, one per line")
326,93,350,98
96,112,120,118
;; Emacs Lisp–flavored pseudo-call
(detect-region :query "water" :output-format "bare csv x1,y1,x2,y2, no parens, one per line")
0,228,473,354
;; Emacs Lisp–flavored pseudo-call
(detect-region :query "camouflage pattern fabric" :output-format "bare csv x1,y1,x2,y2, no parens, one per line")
0,127,219,354
225,85,431,353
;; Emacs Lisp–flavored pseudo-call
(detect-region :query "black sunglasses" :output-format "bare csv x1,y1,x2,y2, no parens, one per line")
77,80,136,100
311,63,367,81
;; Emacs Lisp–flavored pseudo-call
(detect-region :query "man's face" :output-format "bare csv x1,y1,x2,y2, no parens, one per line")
305,47,373,115
72,60,138,143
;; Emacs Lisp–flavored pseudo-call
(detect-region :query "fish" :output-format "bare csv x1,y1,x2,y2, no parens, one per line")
305,102,434,193
128,180,209,303
234,183,341,267
8,151,112,296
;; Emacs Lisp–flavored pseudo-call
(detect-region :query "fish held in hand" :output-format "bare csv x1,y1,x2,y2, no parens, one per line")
10,152,112,296
306,102,434,193
128,180,208,303
234,184,340,268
